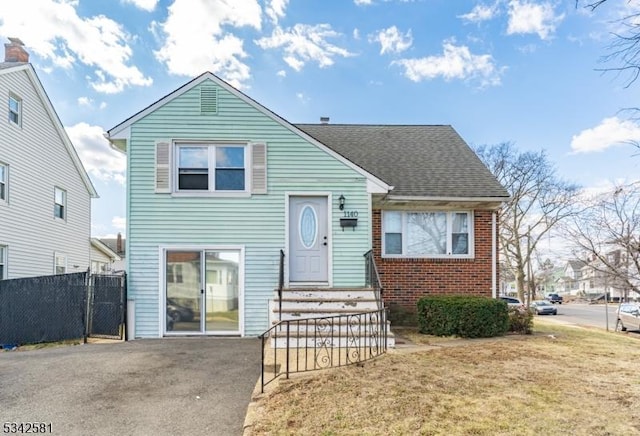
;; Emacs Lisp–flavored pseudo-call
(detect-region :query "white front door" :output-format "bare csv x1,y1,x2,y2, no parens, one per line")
289,196,329,282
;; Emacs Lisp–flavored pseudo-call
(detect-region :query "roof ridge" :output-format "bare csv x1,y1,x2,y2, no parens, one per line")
293,123,452,127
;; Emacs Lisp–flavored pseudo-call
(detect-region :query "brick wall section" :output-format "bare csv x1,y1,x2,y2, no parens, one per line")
373,209,496,311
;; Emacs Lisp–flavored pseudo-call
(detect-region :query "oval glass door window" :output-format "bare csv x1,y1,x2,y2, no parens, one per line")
299,205,318,248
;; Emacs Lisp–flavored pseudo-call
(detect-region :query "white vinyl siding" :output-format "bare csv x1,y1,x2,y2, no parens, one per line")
8,93,20,126
127,80,370,337
0,68,92,278
382,211,473,258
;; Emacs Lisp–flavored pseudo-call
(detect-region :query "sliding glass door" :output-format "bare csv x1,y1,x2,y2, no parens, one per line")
165,248,241,335
204,251,239,332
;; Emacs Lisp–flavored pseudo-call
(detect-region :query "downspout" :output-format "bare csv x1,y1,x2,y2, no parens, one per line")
492,211,497,298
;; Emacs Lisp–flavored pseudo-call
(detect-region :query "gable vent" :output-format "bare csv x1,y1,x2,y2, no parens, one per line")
200,86,218,114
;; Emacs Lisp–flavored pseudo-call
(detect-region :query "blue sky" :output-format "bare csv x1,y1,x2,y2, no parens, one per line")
0,0,639,240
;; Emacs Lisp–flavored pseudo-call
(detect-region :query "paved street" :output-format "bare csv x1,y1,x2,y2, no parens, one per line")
0,338,261,436
549,302,620,331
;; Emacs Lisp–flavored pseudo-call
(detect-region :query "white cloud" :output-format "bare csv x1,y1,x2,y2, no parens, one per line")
66,122,126,185
507,0,564,40
266,0,288,25
256,24,354,72
571,117,640,153
393,41,504,87
353,28,361,40
112,216,126,231
370,26,413,55
0,0,152,93
153,0,262,88
77,96,107,110
354,0,373,5
121,0,158,12
459,3,499,23
277,70,286,77
78,96,93,107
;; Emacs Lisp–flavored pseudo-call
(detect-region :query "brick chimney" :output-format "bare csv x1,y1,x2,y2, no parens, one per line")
4,37,29,63
116,232,123,255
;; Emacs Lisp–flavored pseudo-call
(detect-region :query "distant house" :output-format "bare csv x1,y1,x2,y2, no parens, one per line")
578,250,638,300
90,238,121,274
556,260,586,296
98,233,126,272
0,38,97,279
107,72,508,338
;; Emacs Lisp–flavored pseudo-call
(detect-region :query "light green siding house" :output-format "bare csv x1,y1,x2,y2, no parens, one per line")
108,72,509,340
107,73,390,338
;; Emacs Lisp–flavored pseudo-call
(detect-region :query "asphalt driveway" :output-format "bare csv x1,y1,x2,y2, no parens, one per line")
0,338,261,436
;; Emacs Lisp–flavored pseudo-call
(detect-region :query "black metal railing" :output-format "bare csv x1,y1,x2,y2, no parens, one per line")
278,249,285,321
259,308,388,393
364,249,383,309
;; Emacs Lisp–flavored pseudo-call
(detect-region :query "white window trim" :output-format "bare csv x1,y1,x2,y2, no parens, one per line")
381,210,474,259
54,252,67,274
8,93,21,127
173,141,249,195
54,187,67,220
0,244,7,279
0,161,7,204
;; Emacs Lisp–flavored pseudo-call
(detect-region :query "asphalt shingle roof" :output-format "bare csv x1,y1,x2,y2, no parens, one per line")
99,238,126,256
294,124,509,198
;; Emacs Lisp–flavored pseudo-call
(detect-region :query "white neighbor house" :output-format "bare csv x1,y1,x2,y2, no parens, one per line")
90,238,121,274
0,38,97,279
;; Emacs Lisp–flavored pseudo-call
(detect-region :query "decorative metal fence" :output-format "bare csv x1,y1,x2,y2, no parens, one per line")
0,272,127,347
259,308,388,393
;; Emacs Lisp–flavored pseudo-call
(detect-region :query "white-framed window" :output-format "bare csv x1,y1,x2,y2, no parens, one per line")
0,162,7,202
55,253,67,274
175,143,247,192
0,245,6,279
9,93,21,126
382,211,473,258
91,260,109,274
54,187,66,219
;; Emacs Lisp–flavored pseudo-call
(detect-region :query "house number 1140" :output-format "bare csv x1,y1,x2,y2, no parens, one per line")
343,211,358,217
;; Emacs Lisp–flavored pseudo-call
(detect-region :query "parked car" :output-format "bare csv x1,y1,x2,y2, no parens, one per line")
616,303,640,332
499,296,525,311
546,293,563,304
167,298,195,322
530,300,558,315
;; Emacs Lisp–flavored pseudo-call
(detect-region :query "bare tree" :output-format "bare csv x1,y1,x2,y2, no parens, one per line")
563,182,640,299
476,143,579,303
577,0,640,87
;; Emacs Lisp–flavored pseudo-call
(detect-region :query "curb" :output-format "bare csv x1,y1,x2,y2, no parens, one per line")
242,377,264,436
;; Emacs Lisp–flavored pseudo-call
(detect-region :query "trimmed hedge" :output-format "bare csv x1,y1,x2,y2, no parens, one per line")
417,295,509,338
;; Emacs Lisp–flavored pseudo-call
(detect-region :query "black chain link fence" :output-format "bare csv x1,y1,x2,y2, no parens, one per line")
0,272,88,345
88,274,127,338
0,272,126,346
